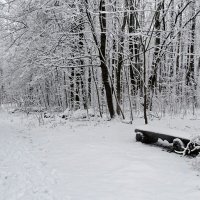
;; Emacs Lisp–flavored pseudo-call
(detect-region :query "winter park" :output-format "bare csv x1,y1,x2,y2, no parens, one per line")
1,0,200,199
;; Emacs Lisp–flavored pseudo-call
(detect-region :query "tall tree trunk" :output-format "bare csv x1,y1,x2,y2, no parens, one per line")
143,46,148,124
116,0,127,115
63,71,68,109
186,0,196,110
148,2,163,110
128,0,141,95
99,0,115,118
186,2,195,87
69,68,75,109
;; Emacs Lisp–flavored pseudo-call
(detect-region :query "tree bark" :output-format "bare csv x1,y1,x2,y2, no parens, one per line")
99,0,115,118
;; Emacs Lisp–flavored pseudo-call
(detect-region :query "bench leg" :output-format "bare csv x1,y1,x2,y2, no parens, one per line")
173,138,185,152
136,132,158,144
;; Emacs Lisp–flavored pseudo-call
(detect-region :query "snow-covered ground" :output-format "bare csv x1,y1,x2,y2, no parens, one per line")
0,109,200,200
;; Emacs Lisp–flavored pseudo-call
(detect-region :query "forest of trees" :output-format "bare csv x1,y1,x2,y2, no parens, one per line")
0,0,200,123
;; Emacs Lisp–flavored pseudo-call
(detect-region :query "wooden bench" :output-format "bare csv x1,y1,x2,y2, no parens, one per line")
135,127,200,155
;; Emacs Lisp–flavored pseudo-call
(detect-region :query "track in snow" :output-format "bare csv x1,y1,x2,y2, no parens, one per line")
0,120,59,200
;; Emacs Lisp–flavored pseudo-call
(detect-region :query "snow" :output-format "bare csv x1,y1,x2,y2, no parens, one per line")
60,108,97,120
0,110,200,200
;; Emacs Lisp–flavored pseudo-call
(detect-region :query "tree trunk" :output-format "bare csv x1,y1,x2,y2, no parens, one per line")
99,0,115,118
116,0,127,115
128,0,141,95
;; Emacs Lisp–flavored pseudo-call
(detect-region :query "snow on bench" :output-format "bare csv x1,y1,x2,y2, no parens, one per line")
135,125,194,140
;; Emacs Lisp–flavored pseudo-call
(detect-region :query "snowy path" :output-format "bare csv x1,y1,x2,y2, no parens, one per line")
0,117,59,200
0,113,200,200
